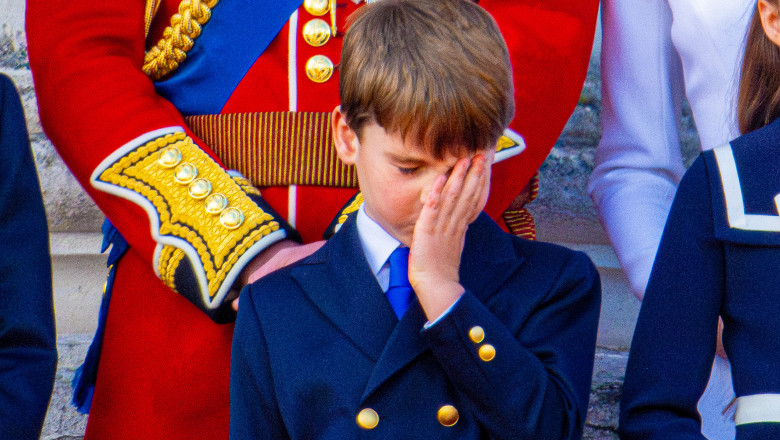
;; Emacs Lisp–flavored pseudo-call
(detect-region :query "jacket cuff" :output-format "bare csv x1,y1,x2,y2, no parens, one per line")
91,127,293,322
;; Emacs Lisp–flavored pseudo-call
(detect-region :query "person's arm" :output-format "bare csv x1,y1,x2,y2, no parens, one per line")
0,74,57,440
25,0,294,322
422,251,600,440
619,156,722,439
481,0,600,222
409,154,600,439
230,284,289,440
588,0,687,299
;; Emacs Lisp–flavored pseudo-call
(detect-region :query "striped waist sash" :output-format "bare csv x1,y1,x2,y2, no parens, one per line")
185,112,358,188
185,111,525,188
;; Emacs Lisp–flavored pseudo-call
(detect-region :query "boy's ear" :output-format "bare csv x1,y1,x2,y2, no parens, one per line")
759,0,780,47
331,106,359,165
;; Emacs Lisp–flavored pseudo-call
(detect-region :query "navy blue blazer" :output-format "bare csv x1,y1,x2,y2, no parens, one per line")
0,74,57,439
231,212,601,439
620,117,780,440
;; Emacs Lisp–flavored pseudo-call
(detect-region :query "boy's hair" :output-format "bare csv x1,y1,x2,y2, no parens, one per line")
738,0,780,134
339,0,515,157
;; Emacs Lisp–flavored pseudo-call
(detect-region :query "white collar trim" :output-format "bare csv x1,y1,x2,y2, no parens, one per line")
713,143,780,232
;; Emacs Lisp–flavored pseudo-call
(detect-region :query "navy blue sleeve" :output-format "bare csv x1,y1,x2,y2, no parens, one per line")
0,74,57,439
619,156,723,440
230,284,289,440
422,250,601,440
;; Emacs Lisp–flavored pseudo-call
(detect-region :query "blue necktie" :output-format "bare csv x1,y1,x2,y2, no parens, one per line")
386,247,414,319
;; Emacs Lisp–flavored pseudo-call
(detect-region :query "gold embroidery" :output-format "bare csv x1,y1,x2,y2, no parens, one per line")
496,135,518,152
232,176,261,196
97,132,279,299
336,193,363,225
143,0,219,80
159,245,186,291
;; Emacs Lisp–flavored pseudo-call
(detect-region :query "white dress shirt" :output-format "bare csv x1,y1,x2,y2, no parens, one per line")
356,205,400,293
355,205,457,326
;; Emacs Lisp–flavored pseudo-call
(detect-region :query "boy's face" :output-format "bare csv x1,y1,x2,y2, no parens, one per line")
332,108,495,246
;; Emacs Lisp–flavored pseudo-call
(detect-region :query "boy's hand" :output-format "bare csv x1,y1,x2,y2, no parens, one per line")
409,153,491,321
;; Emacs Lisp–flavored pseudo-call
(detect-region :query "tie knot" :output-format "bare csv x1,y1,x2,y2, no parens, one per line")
388,246,411,289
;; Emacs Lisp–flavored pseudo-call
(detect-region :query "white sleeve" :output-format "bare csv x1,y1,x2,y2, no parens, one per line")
588,0,686,299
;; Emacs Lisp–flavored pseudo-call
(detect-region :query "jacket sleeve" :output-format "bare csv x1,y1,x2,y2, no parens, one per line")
0,74,57,440
587,0,688,299
588,0,751,300
230,284,289,440
421,251,601,440
480,0,599,220
25,0,293,322
619,157,722,440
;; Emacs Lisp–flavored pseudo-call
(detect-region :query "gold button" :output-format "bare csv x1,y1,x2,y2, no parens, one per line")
188,178,212,199
437,405,459,427
220,207,245,229
204,193,228,214
305,55,334,83
173,163,198,184
304,0,330,16
158,147,183,168
469,326,485,343
478,344,496,362
356,408,379,430
303,18,332,47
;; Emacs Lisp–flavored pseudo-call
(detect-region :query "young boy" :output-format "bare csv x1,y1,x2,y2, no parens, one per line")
230,1,601,439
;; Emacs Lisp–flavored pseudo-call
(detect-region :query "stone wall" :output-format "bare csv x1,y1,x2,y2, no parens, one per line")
2,1,105,232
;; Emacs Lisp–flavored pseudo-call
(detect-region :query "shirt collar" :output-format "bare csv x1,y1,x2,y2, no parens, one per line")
356,205,401,276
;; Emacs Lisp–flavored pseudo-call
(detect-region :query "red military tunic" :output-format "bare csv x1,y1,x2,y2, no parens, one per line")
26,0,598,437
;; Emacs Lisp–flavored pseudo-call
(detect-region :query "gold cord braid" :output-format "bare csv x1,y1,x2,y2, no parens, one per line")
144,0,162,38
143,0,219,80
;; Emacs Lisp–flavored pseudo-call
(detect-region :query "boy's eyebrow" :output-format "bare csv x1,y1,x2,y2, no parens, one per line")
385,151,427,165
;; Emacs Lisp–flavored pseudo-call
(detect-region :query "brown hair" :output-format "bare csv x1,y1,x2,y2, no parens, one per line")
738,0,780,134
339,0,515,157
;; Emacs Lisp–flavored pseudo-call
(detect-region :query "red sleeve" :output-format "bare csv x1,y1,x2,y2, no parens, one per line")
481,0,599,220
26,0,290,321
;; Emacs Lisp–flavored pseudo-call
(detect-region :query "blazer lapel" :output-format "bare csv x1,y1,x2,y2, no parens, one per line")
361,300,428,401
361,214,525,401
459,213,525,302
290,216,398,362
290,212,523,400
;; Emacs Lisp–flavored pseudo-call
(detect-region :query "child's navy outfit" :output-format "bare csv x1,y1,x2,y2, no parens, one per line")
231,211,601,439
620,117,780,440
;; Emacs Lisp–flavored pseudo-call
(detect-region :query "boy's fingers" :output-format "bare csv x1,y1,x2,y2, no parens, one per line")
451,154,486,223
415,174,446,237
445,157,470,194
438,157,470,220
422,174,446,211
